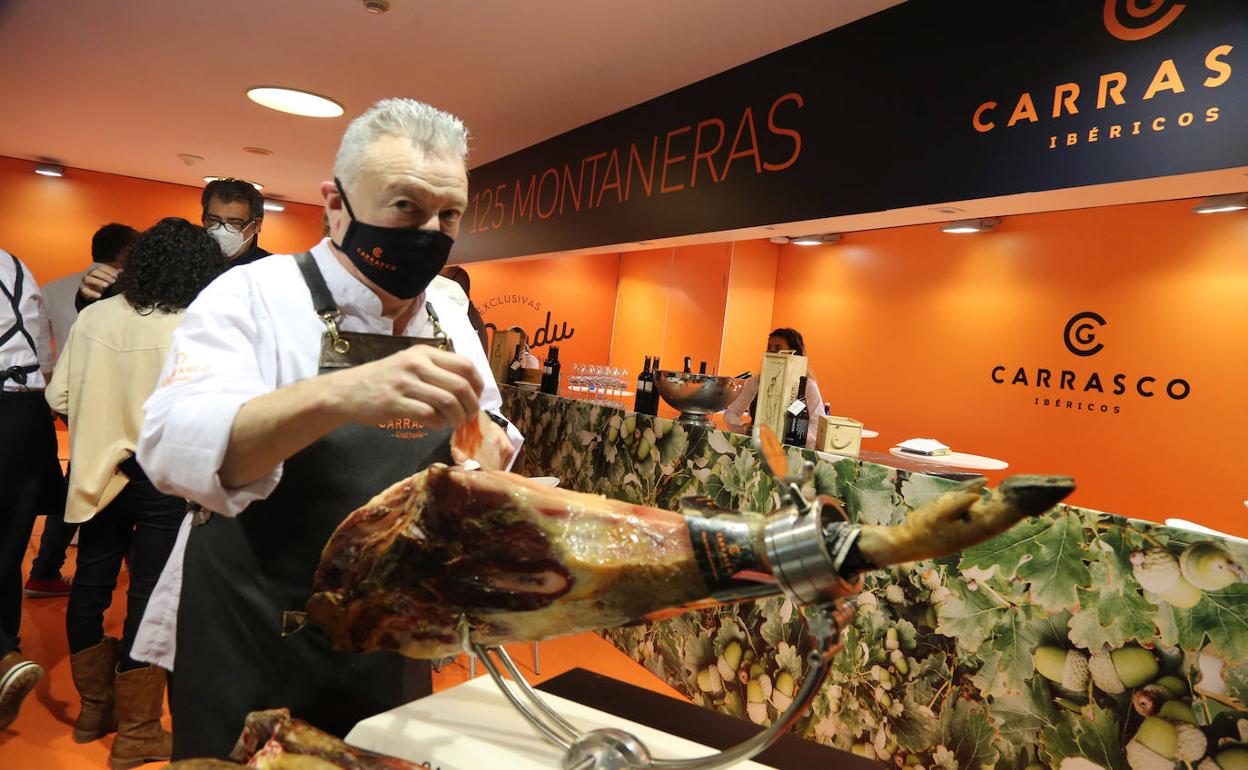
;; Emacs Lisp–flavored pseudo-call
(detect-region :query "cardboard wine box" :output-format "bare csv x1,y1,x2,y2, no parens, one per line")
488,328,524,384
753,352,808,439
816,414,865,457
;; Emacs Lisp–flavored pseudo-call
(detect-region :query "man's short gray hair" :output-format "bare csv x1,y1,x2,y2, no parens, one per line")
333,98,469,186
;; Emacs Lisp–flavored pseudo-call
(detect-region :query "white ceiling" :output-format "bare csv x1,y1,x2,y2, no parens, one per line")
0,0,902,204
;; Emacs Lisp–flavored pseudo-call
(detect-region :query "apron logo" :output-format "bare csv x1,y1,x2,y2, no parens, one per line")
1103,0,1186,42
378,417,430,440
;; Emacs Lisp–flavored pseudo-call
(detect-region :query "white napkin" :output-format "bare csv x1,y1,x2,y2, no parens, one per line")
896,438,952,456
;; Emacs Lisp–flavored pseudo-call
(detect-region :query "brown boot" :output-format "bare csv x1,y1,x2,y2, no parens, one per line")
0,650,43,731
70,637,118,742
108,665,172,770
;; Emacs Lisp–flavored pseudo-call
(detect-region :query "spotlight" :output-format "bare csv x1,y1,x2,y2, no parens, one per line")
34,163,64,177
942,217,1000,234
1192,193,1248,214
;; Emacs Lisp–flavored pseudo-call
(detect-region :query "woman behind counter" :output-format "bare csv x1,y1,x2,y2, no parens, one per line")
47,218,225,770
724,327,824,448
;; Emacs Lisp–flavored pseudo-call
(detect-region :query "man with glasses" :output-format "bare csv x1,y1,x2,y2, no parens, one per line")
75,179,271,306
200,177,270,266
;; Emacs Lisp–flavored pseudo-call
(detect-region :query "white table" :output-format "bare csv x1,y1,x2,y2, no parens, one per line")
347,675,776,769
889,447,1008,471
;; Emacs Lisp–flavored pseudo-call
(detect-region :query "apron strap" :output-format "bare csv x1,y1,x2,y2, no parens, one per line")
0,254,39,355
292,251,338,317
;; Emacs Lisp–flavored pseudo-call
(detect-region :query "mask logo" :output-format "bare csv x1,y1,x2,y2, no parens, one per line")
1103,0,1185,41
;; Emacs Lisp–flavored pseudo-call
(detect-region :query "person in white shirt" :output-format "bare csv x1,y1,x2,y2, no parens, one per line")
44,224,138,360
134,98,522,760
26,223,139,600
724,327,825,448
0,249,57,731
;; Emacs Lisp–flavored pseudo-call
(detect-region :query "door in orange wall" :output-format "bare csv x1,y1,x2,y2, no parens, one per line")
771,200,1248,535
610,248,676,376
0,156,325,285
719,239,779,379
663,243,731,376
466,251,621,368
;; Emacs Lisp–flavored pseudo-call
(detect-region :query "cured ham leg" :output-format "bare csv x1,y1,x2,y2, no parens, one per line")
309,465,704,659
308,465,1073,659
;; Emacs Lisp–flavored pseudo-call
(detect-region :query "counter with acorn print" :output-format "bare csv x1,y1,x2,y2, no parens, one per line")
500,386,1248,770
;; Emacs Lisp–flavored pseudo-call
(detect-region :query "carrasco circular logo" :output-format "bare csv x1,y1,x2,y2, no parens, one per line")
1103,0,1186,42
990,310,1193,416
1063,311,1107,357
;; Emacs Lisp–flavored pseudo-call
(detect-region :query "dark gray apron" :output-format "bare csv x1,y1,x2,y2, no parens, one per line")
171,252,454,760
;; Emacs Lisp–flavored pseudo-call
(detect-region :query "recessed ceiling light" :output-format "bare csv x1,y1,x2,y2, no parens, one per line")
930,206,967,215
782,233,842,246
176,153,204,166
363,0,390,12
942,217,1000,234
243,146,274,156
204,176,263,191
263,198,286,212
246,87,344,118
1192,192,1248,214
34,163,64,177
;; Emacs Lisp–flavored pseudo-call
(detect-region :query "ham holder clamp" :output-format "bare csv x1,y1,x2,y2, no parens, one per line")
309,426,1075,770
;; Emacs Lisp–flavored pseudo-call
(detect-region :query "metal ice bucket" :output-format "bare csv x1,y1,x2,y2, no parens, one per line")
653,370,745,427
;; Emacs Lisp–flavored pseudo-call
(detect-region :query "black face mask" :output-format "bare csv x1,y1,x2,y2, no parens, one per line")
331,178,453,299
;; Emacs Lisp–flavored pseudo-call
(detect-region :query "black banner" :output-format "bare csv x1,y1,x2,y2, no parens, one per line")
456,0,1248,261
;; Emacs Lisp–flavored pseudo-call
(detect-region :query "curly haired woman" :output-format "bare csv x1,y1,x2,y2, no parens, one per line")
46,218,224,769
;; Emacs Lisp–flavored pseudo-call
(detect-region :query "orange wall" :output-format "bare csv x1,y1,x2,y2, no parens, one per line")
0,156,325,286
771,201,1248,534
465,251,621,368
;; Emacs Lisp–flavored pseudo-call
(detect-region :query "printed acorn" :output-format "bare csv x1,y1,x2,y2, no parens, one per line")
1126,717,1179,770
772,671,796,711
1157,700,1198,725
1199,747,1248,770
1035,646,1090,691
746,678,769,725
717,640,744,683
1132,549,1204,608
1180,542,1245,592
697,665,724,695
1134,684,1177,717
1173,723,1208,763
1088,646,1160,695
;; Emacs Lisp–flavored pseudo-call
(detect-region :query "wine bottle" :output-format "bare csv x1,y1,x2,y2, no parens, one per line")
782,375,810,446
698,361,707,374
506,343,524,385
540,346,562,395
683,356,692,373
635,356,652,412
652,356,661,410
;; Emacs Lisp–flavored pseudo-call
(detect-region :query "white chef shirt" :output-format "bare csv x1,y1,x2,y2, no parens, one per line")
0,250,52,391
131,239,522,670
41,269,86,363
724,373,825,449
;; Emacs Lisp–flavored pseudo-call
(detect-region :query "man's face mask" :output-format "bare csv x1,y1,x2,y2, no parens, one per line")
205,221,252,259
332,178,453,299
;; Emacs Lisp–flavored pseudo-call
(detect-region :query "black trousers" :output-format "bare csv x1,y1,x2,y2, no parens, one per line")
30,461,76,581
0,391,59,654
66,477,184,668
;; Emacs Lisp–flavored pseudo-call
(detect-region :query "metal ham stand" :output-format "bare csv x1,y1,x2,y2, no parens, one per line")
458,427,860,770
